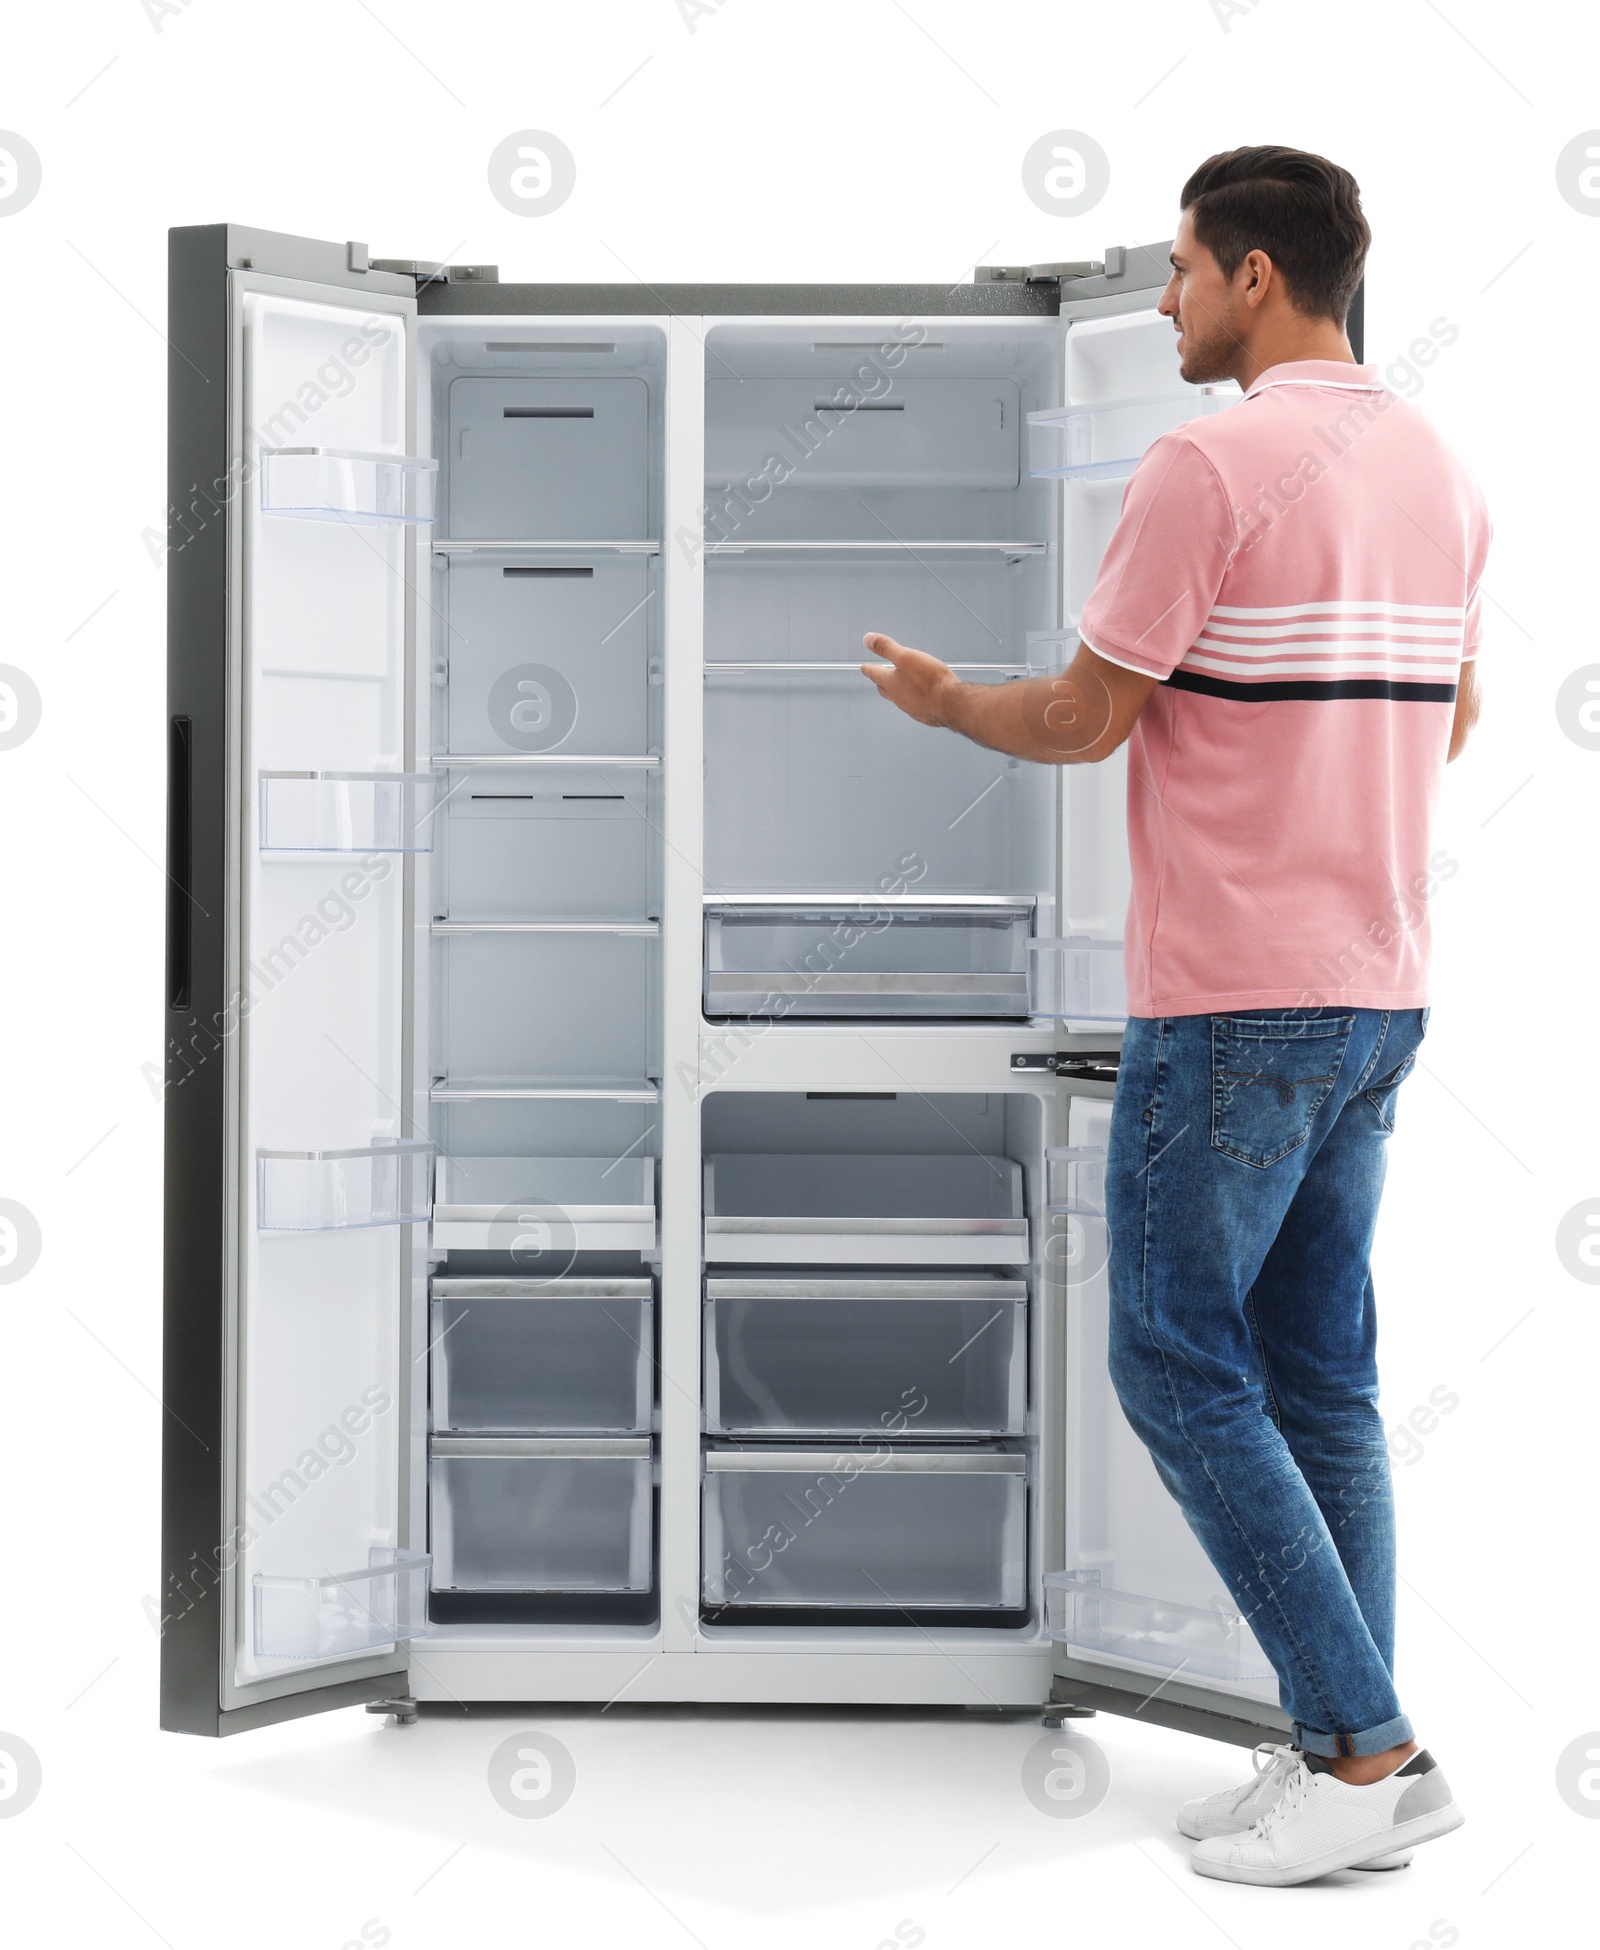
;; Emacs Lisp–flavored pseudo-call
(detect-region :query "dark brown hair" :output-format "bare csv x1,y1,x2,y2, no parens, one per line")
1180,146,1369,325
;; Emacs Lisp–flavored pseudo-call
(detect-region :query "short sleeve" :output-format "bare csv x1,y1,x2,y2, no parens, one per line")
1460,480,1491,662
1077,433,1236,680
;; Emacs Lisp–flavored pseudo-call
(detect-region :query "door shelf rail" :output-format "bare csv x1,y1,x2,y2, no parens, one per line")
258,771,435,855
255,1141,434,1232
253,1548,431,1661
1044,1569,1275,1688
1026,385,1237,481
260,447,437,526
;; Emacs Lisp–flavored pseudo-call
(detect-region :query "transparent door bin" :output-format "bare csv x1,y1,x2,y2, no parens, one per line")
253,1547,430,1661
702,1445,1028,1610
431,1279,654,1435
258,772,434,854
703,1278,1027,1438
429,1437,653,1593
1044,1569,1275,1687
431,1155,656,1252
703,902,1034,1019
257,1141,433,1232
260,448,437,525
1045,1146,1106,1217
703,1152,1029,1266
1029,936,1127,1022
1027,387,1237,480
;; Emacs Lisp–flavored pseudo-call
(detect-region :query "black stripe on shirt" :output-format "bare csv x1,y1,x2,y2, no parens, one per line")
1166,671,1459,704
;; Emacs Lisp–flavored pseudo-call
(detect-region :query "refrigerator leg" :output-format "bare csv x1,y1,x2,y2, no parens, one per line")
1040,1706,1098,1729
366,1697,420,1727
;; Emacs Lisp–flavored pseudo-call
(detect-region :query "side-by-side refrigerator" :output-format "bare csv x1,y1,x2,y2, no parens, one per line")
162,224,1360,1740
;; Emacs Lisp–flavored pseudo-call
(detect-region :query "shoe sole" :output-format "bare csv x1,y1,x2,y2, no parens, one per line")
1178,1815,1412,1868
1190,1805,1463,1887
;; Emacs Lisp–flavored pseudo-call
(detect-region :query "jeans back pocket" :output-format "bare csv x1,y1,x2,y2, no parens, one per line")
1210,1012,1355,1169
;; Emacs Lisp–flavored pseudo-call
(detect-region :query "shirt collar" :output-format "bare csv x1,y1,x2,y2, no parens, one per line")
1244,359,1384,398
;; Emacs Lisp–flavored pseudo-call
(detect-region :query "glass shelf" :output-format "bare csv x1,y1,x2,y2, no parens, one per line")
431,753,660,771
256,1141,434,1232
260,448,436,525
258,772,434,854
1027,386,1237,481
432,919,660,935
253,1548,430,1661
432,539,661,554
703,538,1046,556
704,661,1037,678
429,1077,661,1104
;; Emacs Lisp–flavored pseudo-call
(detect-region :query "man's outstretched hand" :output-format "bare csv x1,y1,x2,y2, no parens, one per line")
860,633,960,729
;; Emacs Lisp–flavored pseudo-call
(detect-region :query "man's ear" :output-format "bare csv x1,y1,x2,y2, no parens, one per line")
1242,249,1275,311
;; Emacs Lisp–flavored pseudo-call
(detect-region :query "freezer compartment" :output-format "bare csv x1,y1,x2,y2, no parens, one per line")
431,1278,653,1434
1026,386,1235,480
443,375,652,540
1028,936,1127,1022
429,1436,653,1592
252,1548,430,1661
703,1151,1028,1266
259,447,436,525
438,555,652,757
704,900,1034,1019
257,771,434,853
431,1155,656,1253
1045,1569,1275,1688
703,1276,1027,1438
702,1443,1028,1612
255,1141,433,1232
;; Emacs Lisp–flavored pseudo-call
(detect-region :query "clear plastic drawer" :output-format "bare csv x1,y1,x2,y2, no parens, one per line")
253,1548,430,1661
704,1277,1026,1437
257,771,434,854
431,1278,653,1434
260,447,436,524
704,900,1033,1019
429,1437,652,1593
702,1444,1027,1610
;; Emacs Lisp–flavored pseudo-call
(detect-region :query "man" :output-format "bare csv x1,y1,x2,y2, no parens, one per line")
862,145,1487,1887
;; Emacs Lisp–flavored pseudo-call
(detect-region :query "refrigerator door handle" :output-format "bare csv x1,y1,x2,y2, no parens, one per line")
166,715,192,1011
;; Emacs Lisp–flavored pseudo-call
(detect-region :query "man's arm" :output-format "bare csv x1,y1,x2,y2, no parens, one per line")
861,632,1160,765
1448,658,1480,762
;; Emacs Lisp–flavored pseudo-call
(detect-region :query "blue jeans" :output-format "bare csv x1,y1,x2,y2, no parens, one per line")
1106,1007,1427,1759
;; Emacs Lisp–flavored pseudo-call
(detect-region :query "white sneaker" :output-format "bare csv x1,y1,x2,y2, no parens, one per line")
1190,1749,1463,1887
1178,1743,1413,1870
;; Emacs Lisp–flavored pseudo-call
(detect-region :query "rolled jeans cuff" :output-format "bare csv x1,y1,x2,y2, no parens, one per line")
1293,1711,1415,1760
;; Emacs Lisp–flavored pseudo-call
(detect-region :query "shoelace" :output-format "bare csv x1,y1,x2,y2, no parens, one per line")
1253,1757,1315,1840
1250,1741,1296,1779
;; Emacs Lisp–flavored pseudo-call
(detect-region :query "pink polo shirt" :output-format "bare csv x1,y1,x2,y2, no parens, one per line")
1078,359,1490,1017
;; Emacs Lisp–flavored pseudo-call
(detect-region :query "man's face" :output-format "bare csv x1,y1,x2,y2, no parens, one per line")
1158,210,1249,384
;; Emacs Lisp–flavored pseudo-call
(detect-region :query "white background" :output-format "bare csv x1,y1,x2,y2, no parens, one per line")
0,1,1595,1944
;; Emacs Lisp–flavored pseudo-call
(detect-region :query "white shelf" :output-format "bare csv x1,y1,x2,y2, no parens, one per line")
432,539,660,554
431,753,661,770
253,1548,430,1661
703,539,1046,555
432,920,660,936
260,448,436,526
430,1078,661,1104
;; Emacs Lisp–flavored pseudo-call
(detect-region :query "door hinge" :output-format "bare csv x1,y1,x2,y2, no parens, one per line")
976,246,1127,285
368,256,502,289
1011,1052,1120,1083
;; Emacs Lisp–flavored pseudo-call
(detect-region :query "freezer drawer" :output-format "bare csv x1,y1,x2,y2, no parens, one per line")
703,900,1033,1019
703,1151,1028,1266
431,1155,657,1253
703,1277,1027,1437
703,1444,1028,1610
429,1436,653,1593
431,1279,653,1434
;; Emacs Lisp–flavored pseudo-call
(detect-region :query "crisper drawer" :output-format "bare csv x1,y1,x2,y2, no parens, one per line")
429,1436,653,1593
431,1279,653,1434
703,1151,1028,1266
702,1444,1028,1610
703,1277,1027,1437
704,900,1033,1019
